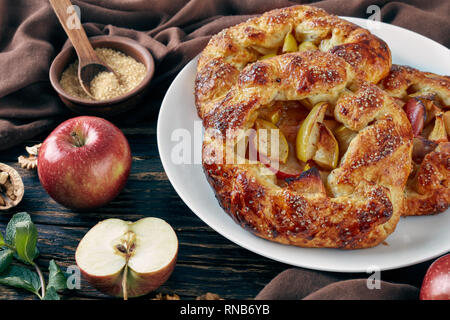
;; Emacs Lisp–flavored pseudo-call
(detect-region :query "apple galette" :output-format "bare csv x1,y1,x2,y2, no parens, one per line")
200,51,412,248
379,65,450,216
194,5,448,249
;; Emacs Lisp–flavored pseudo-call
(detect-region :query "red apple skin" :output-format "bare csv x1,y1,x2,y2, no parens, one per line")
37,116,132,210
420,254,450,300
404,98,426,137
274,164,303,180
79,252,177,298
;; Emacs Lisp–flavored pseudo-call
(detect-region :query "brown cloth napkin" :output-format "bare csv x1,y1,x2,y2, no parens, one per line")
255,268,420,300
0,0,449,150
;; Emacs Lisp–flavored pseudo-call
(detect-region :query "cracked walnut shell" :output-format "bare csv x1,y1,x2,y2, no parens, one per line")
0,163,24,211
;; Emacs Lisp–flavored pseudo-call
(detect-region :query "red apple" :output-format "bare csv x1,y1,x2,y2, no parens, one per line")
420,254,450,300
37,116,132,210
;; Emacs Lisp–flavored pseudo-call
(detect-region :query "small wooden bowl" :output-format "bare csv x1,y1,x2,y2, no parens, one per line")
49,36,155,116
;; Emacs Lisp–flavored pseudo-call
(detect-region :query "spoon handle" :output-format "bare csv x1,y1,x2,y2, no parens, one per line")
49,0,98,66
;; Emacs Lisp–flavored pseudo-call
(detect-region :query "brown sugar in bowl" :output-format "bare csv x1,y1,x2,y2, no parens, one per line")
49,36,155,116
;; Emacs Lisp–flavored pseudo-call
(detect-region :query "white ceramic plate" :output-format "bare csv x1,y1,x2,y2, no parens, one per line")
157,17,450,272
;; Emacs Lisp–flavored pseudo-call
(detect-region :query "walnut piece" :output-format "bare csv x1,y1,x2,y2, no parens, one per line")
0,163,24,211
18,143,41,170
196,292,223,300
152,292,223,300
0,172,8,185
26,143,42,156
152,293,181,300
18,155,37,170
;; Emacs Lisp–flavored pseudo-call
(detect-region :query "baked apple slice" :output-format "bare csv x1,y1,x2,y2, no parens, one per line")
253,118,289,164
323,119,340,132
282,32,297,53
259,104,282,125
296,102,328,162
298,41,318,52
412,136,437,163
428,113,448,142
334,125,357,156
257,143,303,180
274,144,304,179
286,167,326,194
444,111,450,136
313,123,339,170
259,53,276,60
404,98,426,136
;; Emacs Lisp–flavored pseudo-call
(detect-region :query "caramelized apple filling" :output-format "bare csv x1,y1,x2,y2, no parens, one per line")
255,29,320,61
240,30,357,185
399,92,449,166
245,100,356,188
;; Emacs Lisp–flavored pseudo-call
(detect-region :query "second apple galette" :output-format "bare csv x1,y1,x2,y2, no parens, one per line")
380,65,450,216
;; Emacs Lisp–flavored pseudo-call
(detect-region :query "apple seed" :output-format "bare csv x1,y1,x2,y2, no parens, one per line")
113,230,137,301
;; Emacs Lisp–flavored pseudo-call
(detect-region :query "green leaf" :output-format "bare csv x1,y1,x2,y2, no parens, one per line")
14,220,38,265
43,286,60,300
0,232,5,247
0,248,14,273
5,212,39,262
0,265,41,297
47,260,67,292
5,212,32,246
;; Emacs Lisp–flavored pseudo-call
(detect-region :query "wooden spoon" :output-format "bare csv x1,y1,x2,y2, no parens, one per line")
49,0,119,99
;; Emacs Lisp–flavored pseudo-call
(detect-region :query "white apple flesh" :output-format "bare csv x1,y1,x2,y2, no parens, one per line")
75,217,178,299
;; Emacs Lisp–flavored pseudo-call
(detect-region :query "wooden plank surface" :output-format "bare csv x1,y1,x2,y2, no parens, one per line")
0,120,290,300
0,119,434,300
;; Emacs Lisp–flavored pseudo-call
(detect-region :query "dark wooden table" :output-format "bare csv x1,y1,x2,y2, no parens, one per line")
0,116,434,300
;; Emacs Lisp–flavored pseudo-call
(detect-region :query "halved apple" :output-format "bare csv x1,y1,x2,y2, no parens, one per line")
334,125,357,156
282,32,297,53
75,217,178,299
253,118,289,164
428,113,448,142
313,123,339,170
296,102,328,162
